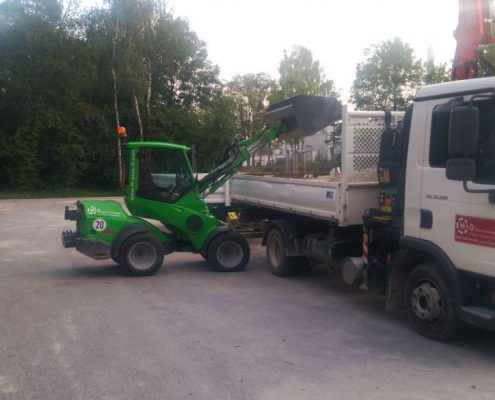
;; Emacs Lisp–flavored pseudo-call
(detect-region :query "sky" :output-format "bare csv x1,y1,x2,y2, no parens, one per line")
167,0,459,100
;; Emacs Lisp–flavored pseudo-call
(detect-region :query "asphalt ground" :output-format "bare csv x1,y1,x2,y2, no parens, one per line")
0,198,494,400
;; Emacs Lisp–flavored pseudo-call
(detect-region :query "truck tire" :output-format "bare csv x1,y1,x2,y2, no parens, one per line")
118,233,164,277
405,262,462,341
266,228,300,277
207,233,250,272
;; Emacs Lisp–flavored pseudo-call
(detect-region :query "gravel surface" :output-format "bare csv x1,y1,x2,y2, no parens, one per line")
0,198,494,400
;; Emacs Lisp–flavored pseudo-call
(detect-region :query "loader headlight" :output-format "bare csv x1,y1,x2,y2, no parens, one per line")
64,203,81,220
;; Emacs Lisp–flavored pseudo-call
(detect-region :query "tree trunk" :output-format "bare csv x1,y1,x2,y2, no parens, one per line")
145,59,152,140
112,67,123,188
133,90,144,141
112,16,123,188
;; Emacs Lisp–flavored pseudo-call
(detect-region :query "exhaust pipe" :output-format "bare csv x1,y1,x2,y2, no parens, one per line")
266,95,341,139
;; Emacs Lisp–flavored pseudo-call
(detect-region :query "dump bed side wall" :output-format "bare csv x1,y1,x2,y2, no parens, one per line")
230,175,341,222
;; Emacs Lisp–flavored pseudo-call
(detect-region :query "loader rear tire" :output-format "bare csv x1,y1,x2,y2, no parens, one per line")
118,233,164,277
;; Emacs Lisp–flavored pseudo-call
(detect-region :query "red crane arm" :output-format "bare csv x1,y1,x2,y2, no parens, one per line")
452,0,494,80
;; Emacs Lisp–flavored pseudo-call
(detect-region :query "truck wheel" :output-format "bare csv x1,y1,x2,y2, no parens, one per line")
405,263,462,341
118,233,164,277
207,233,250,272
266,228,300,277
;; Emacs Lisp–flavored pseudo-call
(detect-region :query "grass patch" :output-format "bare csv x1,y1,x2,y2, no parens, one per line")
0,188,123,199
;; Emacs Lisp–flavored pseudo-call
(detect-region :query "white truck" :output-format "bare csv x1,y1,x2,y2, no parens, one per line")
229,77,495,341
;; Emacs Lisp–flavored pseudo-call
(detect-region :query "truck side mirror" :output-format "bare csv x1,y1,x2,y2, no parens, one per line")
448,106,479,157
446,158,476,181
446,106,479,182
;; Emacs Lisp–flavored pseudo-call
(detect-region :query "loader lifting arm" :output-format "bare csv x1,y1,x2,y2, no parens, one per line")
197,95,342,198
196,122,287,198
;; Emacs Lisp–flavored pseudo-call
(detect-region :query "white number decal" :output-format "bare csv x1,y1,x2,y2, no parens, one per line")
93,218,107,232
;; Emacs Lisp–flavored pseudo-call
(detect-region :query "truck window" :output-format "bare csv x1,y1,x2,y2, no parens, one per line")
429,99,495,184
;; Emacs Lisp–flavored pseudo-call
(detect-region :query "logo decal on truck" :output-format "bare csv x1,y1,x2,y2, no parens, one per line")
455,215,495,248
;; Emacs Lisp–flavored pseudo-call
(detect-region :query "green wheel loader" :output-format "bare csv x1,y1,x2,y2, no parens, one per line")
61,95,341,276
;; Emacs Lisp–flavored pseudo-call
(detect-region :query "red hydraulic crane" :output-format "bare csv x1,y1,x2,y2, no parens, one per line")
452,0,495,80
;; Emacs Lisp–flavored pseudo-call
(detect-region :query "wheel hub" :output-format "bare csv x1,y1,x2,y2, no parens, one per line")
216,241,243,269
128,242,157,270
411,281,442,321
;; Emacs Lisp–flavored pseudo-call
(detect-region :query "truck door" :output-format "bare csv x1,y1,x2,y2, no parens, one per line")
419,96,495,277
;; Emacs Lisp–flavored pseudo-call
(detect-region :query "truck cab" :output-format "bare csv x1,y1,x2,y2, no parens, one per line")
398,77,495,338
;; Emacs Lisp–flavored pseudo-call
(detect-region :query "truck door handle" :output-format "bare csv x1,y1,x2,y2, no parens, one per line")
420,209,433,229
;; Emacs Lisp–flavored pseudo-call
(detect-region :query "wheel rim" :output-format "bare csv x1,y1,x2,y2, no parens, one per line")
128,242,157,270
267,234,282,267
216,241,243,269
411,280,442,321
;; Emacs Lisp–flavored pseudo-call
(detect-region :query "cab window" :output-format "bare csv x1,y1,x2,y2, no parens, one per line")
429,99,495,184
138,148,193,203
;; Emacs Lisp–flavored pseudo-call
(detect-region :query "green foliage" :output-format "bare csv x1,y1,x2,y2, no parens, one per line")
197,95,237,170
2,126,41,189
423,61,450,85
351,38,451,111
0,0,228,190
351,38,423,111
273,45,339,101
226,73,275,136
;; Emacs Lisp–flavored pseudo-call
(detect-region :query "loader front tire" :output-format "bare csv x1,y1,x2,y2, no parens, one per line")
207,233,250,272
118,233,164,277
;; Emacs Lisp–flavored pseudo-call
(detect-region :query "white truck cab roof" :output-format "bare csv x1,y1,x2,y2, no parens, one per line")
415,76,495,101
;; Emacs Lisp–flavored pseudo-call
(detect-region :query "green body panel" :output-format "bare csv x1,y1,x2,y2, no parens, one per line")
77,199,171,246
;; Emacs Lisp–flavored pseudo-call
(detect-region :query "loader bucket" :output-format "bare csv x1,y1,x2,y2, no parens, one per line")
266,95,341,138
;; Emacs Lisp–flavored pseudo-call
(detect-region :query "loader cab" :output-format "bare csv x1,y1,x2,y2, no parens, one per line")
124,142,210,222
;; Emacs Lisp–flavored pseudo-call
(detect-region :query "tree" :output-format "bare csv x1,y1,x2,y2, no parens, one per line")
266,46,339,167
0,0,92,189
274,45,339,101
351,38,423,111
225,73,275,165
423,60,450,85
195,94,237,170
226,73,275,136
0,0,227,190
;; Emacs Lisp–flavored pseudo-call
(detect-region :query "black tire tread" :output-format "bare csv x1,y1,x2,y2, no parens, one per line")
266,229,301,277
207,232,250,272
405,262,464,342
118,233,164,277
